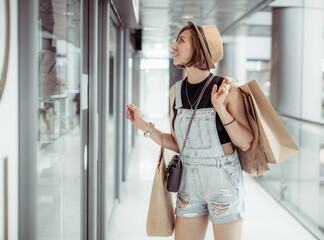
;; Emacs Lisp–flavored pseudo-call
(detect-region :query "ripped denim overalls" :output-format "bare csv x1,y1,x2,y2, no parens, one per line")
173,79,246,224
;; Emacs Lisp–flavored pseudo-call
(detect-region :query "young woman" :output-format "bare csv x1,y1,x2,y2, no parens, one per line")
125,21,253,240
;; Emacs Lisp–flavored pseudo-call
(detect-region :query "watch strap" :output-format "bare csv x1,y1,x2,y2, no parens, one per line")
144,122,155,137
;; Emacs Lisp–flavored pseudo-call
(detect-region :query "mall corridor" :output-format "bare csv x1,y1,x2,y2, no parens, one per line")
0,0,324,239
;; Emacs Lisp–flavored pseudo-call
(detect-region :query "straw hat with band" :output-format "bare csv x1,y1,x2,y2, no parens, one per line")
187,21,223,69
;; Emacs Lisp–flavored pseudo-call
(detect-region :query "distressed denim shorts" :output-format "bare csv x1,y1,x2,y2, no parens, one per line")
175,149,246,224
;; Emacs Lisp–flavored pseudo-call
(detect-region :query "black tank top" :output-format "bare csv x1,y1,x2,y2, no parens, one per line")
172,74,231,144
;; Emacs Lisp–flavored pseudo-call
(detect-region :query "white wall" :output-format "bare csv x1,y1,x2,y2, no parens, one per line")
0,0,18,239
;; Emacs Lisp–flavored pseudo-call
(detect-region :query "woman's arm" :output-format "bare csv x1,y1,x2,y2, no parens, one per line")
138,121,180,153
169,84,180,153
125,84,180,153
217,86,254,151
211,78,253,151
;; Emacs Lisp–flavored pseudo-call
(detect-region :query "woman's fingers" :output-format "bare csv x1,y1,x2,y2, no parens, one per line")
126,108,131,119
212,84,230,97
125,105,131,119
126,104,139,116
125,103,137,110
220,81,230,93
214,77,231,95
212,84,218,94
125,103,140,121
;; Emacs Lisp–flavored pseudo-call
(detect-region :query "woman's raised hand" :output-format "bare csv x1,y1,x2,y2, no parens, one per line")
211,76,231,110
125,104,144,129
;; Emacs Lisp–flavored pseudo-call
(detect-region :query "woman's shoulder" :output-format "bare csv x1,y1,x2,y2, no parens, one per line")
171,77,186,88
170,77,186,101
211,75,224,86
212,74,240,93
170,78,187,94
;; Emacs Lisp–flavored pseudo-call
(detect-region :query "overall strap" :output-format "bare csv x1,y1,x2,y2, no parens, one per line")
178,73,214,159
174,79,184,109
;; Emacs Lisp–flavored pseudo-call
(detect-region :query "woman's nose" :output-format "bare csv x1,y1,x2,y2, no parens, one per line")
171,42,177,50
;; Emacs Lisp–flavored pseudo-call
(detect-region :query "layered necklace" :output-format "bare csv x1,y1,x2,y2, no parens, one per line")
185,73,211,110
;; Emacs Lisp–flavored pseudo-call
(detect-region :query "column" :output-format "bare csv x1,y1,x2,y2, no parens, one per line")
270,1,324,121
217,36,247,84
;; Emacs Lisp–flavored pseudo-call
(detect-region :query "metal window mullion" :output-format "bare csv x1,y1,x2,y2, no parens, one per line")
88,0,98,238
18,0,38,239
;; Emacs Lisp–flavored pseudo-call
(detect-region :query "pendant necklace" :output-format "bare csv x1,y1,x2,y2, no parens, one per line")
185,80,198,110
185,73,211,110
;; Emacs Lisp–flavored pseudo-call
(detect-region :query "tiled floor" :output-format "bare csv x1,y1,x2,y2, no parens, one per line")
37,125,81,240
108,117,318,240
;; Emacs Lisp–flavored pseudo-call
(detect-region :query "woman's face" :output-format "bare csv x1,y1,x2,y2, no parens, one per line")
171,30,193,67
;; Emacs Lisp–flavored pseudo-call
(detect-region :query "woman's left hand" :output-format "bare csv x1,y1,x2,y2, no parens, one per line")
211,77,231,110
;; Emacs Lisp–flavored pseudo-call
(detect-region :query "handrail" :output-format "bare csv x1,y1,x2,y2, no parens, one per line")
278,113,324,128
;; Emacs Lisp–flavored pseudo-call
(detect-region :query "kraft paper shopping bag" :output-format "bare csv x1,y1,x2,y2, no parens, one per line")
246,80,299,164
236,84,270,176
237,80,299,176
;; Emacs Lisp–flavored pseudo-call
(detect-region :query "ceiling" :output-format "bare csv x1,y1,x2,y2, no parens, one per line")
39,0,274,59
138,0,274,59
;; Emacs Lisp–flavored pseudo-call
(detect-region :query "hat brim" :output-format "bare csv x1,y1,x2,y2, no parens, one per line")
188,21,216,69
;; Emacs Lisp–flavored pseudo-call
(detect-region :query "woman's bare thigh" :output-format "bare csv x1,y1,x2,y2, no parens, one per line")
212,219,244,240
175,215,209,240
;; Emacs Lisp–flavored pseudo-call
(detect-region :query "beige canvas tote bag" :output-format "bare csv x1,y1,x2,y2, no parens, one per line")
146,147,175,236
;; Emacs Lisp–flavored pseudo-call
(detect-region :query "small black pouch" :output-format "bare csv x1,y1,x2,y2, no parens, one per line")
165,155,182,192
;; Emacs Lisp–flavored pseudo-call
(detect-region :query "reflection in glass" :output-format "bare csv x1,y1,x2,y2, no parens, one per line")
37,0,81,239
255,119,324,239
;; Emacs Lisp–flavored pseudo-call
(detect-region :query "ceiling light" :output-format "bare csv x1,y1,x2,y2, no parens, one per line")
62,12,74,16
182,15,194,19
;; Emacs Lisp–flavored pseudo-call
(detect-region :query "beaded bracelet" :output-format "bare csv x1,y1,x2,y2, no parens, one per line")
223,118,235,127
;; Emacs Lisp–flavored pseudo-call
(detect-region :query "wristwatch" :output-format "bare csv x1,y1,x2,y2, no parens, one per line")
144,122,155,137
